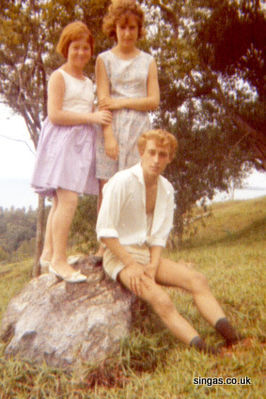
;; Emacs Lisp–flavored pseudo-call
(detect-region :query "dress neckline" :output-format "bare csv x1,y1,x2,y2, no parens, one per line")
110,49,142,61
59,68,87,82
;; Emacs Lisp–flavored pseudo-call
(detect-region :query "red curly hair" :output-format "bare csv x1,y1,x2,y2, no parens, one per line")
138,129,178,161
56,21,94,59
103,0,145,40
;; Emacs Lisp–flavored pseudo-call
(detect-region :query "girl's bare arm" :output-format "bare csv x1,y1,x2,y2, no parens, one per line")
48,70,112,126
99,60,160,112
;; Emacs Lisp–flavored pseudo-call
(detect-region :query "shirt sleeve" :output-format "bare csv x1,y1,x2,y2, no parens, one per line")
148,183,175,247
96,173,127,241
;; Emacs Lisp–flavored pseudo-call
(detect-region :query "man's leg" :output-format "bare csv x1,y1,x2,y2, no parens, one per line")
118,265,214,351
155,258,240,345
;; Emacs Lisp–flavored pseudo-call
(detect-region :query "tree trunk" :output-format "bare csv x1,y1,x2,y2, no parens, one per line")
32,195,45,277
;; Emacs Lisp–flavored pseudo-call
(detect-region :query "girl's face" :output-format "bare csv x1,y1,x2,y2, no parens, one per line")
116,14,139,49
67,36,91,69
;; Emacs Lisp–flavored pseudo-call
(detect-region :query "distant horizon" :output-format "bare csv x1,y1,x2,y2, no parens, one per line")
0,177,38,210
1,176,265,210
1,104,265,210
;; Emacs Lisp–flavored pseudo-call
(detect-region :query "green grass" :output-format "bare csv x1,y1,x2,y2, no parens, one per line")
0,197,265,399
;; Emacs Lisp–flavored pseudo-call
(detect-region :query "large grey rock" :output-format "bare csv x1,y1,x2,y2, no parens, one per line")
0,257,135,368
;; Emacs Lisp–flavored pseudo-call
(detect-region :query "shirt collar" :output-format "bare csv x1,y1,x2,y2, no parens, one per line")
131,162,165,189
131,162,145,185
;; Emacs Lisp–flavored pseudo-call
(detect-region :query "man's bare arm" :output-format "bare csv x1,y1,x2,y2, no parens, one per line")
144,246,162,280
101,237,135,267
101,237,147,295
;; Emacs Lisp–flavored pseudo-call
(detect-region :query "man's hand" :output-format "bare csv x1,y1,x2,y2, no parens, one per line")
144,263,157,281
125,263,146,296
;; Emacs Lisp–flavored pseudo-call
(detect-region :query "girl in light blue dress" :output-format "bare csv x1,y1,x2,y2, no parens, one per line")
32,22,112,282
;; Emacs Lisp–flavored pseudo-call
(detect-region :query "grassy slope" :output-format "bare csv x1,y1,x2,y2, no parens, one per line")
0,197,265,399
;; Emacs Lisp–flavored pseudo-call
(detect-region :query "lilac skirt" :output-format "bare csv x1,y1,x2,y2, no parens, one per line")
31,119,99,196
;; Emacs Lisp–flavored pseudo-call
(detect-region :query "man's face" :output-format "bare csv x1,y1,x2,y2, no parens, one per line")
141,139,171,178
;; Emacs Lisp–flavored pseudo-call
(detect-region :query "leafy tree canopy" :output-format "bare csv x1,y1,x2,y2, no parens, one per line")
140,0,265,241
0,0,265,244
0,206,37,258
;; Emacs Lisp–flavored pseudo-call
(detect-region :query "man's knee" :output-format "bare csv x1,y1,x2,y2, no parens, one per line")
137,275,168,304
155,296,176,320
147,287,175,318
190,271,209,293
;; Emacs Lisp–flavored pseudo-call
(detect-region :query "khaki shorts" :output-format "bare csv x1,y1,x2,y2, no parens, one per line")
103,245,150,281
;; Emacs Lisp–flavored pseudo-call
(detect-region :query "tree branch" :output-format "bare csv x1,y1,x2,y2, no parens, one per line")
0,134,35,155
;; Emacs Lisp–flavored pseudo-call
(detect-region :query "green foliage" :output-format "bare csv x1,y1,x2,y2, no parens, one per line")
196,0,265,93
0,246,9,262
0,197,265,398
0,0,265,244
0,0,110,147
0,207,37,261
141,0,266,240
70,195,98,253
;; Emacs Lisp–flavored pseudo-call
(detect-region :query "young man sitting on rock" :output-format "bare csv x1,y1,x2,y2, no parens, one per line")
96,129,240,353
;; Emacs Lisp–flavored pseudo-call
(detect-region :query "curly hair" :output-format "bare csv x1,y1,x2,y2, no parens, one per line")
102,0,145,40
138,129,178,161
56,21,94,59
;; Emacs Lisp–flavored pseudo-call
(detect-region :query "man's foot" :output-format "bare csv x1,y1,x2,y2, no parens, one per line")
190,336,219,355
215,317,241,346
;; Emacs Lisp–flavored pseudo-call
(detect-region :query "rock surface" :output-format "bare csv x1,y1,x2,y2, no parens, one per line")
0,257,135,368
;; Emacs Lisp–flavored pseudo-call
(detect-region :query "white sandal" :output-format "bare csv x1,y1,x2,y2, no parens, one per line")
49,265,87,283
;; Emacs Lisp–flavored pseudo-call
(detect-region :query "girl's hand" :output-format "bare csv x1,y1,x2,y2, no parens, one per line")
99,97,121,111
105,134,119,160
90,110,112,125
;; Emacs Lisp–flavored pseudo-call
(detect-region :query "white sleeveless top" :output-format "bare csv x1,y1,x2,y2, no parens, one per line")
57,69,94,113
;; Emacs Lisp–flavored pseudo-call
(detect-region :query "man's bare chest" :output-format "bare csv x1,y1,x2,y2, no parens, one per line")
145,185,157,214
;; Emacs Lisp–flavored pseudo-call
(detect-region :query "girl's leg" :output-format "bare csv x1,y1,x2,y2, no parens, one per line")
94,179,108,258
50,188,78,275
40,196,58,263
97,179,108,214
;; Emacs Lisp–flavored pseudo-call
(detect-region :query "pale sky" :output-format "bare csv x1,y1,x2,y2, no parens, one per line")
0,107,35,179
0,104,265,209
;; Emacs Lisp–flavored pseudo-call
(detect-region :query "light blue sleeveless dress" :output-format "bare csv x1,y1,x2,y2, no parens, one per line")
96,50,154,179
31,69,99,196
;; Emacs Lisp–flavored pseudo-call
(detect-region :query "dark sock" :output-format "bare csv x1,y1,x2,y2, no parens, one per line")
215,317,240,345
190,336,217,354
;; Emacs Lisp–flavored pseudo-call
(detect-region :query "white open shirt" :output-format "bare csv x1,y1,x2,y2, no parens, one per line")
96,163,175,247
